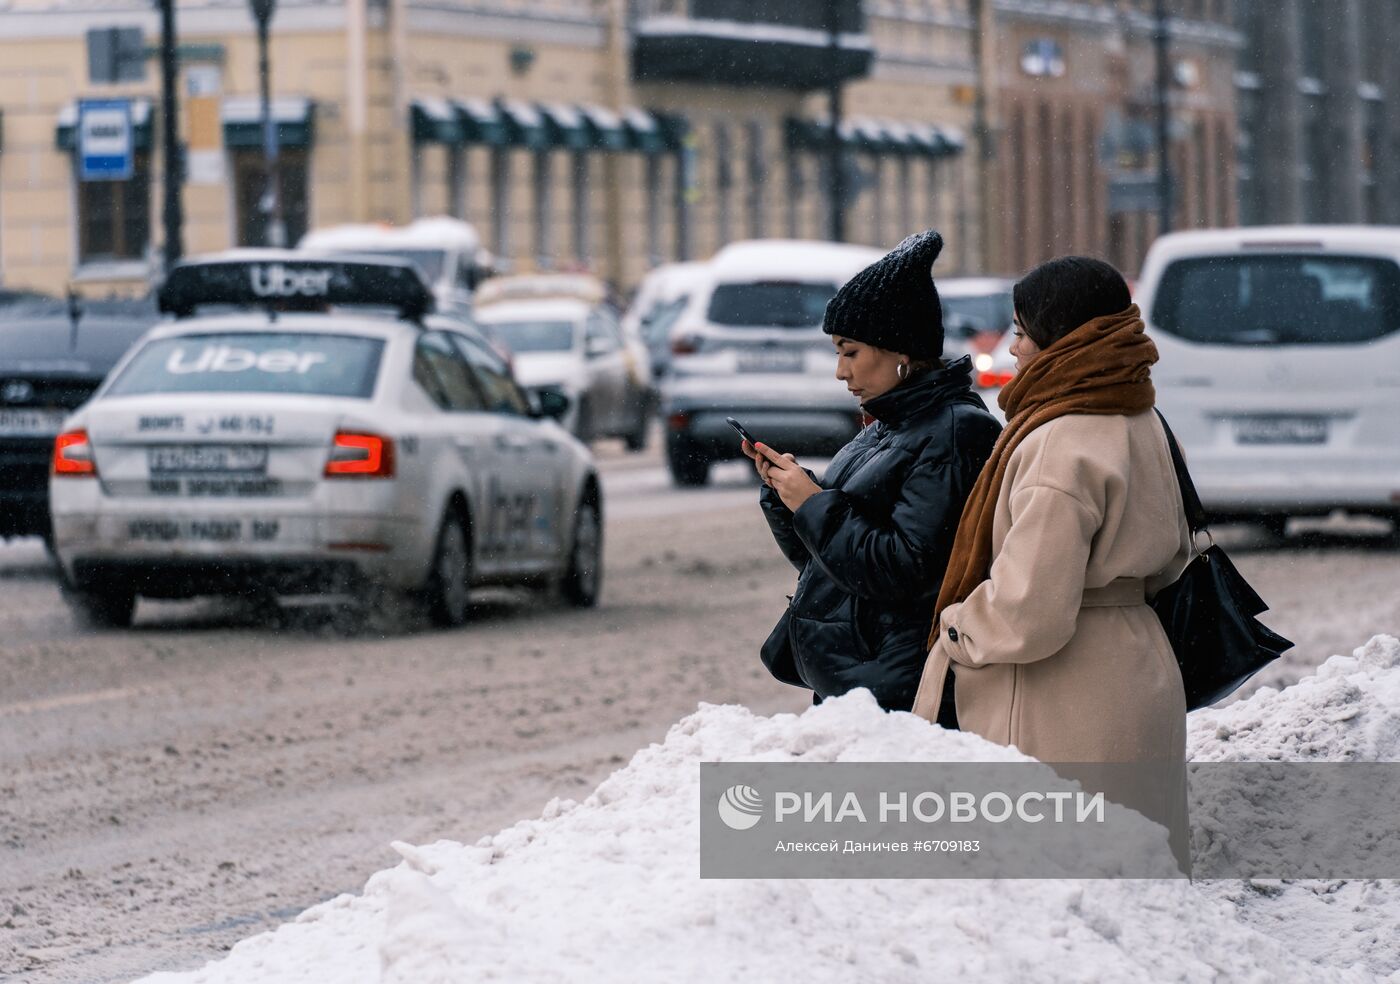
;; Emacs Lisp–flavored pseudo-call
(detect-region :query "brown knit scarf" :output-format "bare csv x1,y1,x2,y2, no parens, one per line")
926,303,1159,649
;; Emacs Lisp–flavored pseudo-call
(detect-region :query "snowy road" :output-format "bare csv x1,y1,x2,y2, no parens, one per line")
1,436,1396,982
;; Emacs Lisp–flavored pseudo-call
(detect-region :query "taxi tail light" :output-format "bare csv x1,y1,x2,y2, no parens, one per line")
53,429,97,476
667,411,691,431
977,369,1016,389
969,330,1004,354
325,431,395,478
671,333,699,356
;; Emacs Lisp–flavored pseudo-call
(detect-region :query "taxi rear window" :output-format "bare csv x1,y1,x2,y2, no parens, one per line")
105,332,384,398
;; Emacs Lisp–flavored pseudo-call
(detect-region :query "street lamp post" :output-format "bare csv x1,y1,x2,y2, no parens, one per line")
249,0,285,247
1153,0,1173,235
825,0,846,243
158,0,183,271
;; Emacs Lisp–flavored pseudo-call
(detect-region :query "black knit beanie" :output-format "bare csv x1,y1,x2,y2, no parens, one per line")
821,229,945,360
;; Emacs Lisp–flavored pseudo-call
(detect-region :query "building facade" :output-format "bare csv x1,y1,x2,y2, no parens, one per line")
0,0,979,297
1235,0,1400,229
983,0,1240,278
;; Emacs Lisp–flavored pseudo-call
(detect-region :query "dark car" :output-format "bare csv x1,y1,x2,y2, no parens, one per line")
0,294,159,541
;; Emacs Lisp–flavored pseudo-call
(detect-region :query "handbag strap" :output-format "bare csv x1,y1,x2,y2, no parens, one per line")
1152,409,1209,535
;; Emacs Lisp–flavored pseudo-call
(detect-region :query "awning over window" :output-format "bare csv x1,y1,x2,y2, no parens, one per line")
784,115,963,157
453,99,509,146
622,107,666,154
55,98,154,152
539,103,589,151
497,99,549,150
579,104,627,151
411,97,463,145
411,97,681,153
221,96,316,149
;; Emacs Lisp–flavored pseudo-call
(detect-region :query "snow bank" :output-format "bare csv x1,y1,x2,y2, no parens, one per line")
139,636,1400,984
1190,634,1400,979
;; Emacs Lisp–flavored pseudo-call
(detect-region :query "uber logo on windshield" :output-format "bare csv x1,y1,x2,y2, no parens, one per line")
165,345,329,375
249,264,332,298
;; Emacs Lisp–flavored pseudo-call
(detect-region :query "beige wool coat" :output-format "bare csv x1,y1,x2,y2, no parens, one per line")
911,409,1193,764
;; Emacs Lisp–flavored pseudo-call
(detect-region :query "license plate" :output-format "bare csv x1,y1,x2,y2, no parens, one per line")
1233,416,1329,445
0,408,66,437
126,517,282,542
147,444,269,473
736,350,805,373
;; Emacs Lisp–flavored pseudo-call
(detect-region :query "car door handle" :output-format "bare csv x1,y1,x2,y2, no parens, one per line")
494,434,530,452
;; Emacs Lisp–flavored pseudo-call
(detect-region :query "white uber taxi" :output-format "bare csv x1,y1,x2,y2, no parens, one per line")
49,252,602,627
1138,226,1400,533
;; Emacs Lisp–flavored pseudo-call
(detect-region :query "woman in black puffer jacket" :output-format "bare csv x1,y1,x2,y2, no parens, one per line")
744,231,1000,724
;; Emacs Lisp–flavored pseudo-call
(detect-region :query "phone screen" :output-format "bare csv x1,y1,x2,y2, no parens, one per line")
725,416,759,446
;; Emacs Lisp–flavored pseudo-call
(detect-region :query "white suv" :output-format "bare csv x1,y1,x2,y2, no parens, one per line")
1137,226,1400,532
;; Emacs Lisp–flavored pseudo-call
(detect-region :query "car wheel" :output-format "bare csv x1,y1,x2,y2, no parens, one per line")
425,510,472,627
667,441,710,486
624,397,652,452
573,395,595,443
61,581,136,629
561,495,603,608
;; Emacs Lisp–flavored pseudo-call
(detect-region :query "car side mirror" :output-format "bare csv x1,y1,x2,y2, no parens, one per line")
531,386,572,421
585,336,612,359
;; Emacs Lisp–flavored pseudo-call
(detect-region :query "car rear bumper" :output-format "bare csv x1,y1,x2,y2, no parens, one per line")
68,556,370,599
669,408,861,460
50,495,424,593
1191,461,1400,516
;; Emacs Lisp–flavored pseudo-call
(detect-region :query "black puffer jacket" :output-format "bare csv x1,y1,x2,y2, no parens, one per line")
759,356,1001,716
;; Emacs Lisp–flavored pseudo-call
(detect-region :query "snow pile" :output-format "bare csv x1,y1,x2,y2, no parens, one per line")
139,636,1400,984
1189,634,1400,978
1189,633,1400,762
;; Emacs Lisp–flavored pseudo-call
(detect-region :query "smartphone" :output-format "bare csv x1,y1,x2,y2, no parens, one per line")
725,416,761,447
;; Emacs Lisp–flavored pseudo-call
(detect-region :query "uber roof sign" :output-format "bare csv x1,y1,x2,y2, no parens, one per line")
159,252,436,321
250,263,333,299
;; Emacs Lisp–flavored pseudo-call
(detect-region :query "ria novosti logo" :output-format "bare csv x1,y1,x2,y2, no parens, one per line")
717,784,764,830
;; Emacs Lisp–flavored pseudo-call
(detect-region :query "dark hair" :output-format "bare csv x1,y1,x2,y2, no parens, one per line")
1012,256,1132,348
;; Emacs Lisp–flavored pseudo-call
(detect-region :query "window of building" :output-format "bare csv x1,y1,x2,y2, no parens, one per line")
76,151,151,264
745,120,766,240
571,150,589,265
714,122,733,246
1297,0,1327,83
1363,97,1382,222
232,147,309,248
533,149,554,270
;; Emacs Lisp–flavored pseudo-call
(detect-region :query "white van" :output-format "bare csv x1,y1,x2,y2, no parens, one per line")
1137,226,1400,532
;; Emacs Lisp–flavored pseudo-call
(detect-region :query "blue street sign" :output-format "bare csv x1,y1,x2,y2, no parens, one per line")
77,98,134,181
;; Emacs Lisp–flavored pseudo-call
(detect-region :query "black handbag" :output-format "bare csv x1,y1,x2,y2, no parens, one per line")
760,602,806,688
1150,410,1293,711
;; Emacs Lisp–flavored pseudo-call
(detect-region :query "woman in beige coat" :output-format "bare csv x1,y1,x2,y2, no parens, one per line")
911,257,1192,765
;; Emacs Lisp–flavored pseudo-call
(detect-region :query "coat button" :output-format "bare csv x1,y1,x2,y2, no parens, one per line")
947,627,959,643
